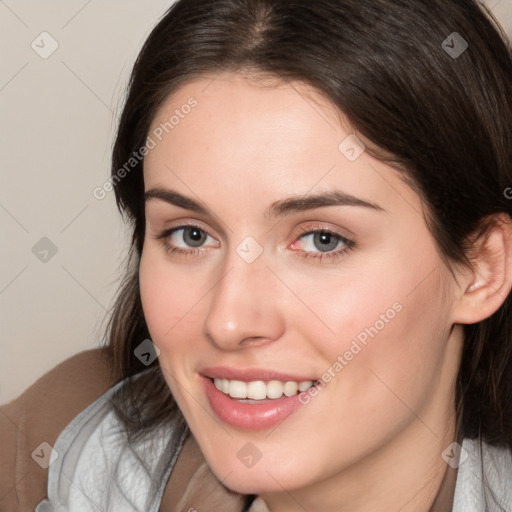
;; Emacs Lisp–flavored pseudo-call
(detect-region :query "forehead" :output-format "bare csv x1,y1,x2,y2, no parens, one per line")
147,72,346,161
143,72,420,217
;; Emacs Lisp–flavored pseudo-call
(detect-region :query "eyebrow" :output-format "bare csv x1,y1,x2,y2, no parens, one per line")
144,187,384,219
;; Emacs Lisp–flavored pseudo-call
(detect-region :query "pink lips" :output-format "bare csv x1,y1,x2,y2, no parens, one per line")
201,366,319,430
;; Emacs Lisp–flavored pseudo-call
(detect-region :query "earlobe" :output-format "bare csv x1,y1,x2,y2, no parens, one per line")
452,213,512,325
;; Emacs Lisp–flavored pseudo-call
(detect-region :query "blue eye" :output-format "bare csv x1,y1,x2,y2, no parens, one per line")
156,224,215,255
172,226,208,247
294,229,355,262
299,231,344,253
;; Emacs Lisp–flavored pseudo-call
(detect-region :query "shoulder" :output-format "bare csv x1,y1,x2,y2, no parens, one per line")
31,367,191,512
0,348,116,511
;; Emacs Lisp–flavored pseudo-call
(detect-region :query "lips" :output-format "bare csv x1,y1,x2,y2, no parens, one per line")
200,366,321,430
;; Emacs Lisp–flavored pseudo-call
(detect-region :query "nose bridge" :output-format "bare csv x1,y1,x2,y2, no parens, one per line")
203,242,285,349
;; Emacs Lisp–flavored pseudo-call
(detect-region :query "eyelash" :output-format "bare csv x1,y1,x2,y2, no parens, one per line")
155,223,355,263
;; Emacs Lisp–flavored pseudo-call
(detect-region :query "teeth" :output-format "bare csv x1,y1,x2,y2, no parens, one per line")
247,381,266,399
283,381,298,397
266,380,283,399
213,378,315,400
298,381,314,392
228,380,247,398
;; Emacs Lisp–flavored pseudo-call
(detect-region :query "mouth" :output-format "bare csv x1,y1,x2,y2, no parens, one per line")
201,372,322,430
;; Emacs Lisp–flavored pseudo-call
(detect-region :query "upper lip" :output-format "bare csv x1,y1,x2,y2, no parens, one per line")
200,366,318,382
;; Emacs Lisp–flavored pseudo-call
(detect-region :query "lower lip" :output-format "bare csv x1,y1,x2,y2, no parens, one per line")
203,376,315,430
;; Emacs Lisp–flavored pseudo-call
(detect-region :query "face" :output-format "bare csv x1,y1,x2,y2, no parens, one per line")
139,72,461,497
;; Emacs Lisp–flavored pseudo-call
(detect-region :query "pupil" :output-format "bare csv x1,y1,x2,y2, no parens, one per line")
189,228,201,240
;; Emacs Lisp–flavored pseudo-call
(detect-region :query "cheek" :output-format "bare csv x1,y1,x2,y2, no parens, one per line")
139,248,206,349
139,249,208,409
294,247,452,411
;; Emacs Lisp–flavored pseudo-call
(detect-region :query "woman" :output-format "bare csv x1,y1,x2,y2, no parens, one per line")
1,0,512,510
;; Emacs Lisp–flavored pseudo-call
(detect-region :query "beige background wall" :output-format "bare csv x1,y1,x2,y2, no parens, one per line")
1,0,512,404
0,1,172,404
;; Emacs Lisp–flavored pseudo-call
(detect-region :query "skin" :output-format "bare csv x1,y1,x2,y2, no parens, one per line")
138,72,489,511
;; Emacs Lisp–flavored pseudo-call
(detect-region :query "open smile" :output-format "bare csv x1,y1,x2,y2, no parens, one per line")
201,370,322,430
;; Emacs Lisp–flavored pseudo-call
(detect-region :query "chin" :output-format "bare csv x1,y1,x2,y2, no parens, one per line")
203,452,314,495
222,471,293,495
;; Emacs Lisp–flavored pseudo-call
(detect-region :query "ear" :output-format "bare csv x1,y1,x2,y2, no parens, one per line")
451,213,512,324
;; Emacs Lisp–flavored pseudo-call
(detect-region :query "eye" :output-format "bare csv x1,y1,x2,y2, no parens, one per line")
155,224,219,256
291,226,355,263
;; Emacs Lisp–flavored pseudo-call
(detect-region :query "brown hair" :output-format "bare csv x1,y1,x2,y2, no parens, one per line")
104,0,512,461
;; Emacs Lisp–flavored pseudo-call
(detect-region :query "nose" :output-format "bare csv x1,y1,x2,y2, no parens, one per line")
203,248,286,351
